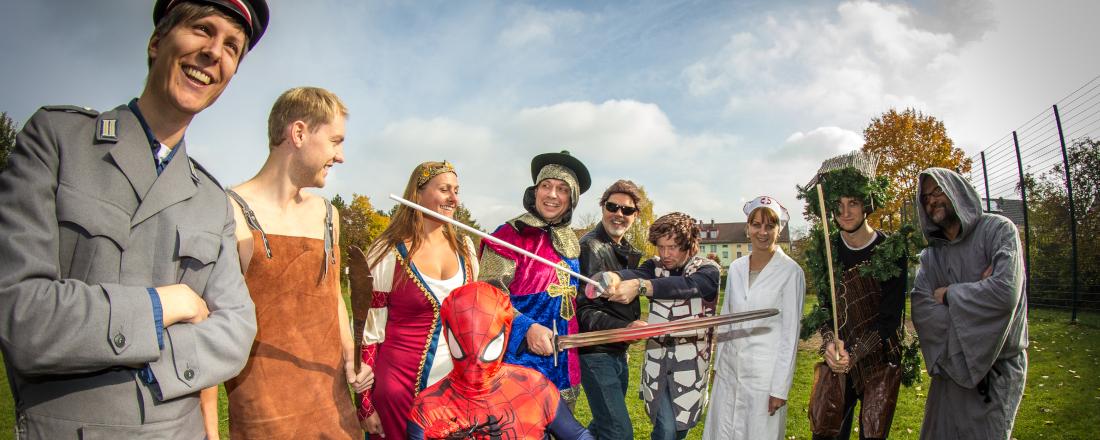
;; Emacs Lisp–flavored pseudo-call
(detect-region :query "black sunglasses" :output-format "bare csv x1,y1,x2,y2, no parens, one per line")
604,201,638,216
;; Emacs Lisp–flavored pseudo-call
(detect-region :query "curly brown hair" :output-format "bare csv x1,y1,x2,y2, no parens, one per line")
597,179,644,209
647,212,700,252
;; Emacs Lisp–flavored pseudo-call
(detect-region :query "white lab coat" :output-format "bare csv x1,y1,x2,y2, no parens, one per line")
702,248,805,440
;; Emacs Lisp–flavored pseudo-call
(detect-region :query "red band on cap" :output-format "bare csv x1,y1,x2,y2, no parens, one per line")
222,0,253,28
165,0,253,30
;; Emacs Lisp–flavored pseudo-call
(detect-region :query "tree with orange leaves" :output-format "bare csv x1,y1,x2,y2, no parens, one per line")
862,108,972,230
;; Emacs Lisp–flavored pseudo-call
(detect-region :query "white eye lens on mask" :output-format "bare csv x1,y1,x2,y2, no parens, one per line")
480,330,505,362
447,327,466,360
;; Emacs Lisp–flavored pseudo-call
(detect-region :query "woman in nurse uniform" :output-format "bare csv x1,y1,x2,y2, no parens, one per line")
702,196,805,440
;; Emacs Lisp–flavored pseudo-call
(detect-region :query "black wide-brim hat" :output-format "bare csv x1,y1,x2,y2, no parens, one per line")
530,150,591,195
154,0,270,50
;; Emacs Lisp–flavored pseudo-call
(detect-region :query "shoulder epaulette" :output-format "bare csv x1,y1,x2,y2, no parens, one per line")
40,105,98,117
189,158,223,189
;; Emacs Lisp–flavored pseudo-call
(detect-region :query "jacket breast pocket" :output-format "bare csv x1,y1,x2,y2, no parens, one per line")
56,184,130,283
177,227,220,294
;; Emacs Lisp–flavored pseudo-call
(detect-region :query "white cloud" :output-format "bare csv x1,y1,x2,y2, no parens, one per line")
682,1,962,128
335,99,841,231
506,100,678,163
498,7,587,48
375,117,496,158
778,126,863,160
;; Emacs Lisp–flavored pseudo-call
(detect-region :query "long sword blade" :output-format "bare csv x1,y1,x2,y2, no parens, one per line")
389,194,605,293
555,308,778,350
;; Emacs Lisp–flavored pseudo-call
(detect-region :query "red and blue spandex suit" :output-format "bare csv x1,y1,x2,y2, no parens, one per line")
407,282,592,440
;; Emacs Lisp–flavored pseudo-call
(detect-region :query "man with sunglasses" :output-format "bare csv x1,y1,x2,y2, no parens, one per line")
910,168,1028,439
576,180,645,440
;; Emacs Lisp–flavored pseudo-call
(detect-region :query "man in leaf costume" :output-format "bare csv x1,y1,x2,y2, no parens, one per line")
798,151,920,440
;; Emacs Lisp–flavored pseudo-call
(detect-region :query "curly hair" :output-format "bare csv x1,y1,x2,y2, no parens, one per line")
647,212,700,252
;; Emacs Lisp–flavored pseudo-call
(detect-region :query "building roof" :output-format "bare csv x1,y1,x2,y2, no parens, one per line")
982,197,1026,226
698,220,791,244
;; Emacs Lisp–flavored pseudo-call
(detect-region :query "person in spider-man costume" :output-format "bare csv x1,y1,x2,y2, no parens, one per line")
407,281,593,440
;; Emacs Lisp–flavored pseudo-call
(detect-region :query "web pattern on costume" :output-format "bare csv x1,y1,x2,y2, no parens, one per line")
409,283,561,440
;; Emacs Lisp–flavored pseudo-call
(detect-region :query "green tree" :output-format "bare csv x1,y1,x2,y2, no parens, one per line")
331,193,346,211
0,112,17,172
1020,137,1100,305
862,108,972,230
338,194,390,276
626,185,657,260
453,203,485,248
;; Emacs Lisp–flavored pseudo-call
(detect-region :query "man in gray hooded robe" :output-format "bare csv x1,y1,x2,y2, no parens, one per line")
911,167,1028,439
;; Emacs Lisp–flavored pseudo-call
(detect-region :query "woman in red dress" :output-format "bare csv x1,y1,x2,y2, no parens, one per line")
358,161,478,439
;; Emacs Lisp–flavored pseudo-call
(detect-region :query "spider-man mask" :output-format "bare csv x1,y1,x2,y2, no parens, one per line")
441,281,513,393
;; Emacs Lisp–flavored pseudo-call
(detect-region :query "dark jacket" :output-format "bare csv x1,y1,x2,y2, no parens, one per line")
576,223,642,354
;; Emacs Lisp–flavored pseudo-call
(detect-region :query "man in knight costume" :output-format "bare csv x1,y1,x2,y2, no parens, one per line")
599,212,721,440
800,151,913,440
478,150,591,407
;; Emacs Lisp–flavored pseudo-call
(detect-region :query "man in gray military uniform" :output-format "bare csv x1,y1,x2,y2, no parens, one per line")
0,0,268,437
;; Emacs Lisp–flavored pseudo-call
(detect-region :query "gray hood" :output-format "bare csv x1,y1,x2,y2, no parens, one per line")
915,167,984,246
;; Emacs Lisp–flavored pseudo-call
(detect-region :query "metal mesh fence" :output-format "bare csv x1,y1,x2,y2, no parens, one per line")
966,75,1100,321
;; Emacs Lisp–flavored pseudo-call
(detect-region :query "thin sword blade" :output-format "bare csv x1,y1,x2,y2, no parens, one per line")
556,308,778,350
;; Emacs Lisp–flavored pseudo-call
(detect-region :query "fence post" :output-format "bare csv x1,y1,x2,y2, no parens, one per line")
980,152,992,211
1053,105,1079,322
1012,131,1031,309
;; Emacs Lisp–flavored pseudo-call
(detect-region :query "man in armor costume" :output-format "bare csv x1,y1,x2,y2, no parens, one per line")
600,212,721,440
478,150,592,407
800,151,913,440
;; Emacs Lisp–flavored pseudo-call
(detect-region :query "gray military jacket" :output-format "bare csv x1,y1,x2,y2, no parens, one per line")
0,104,257,438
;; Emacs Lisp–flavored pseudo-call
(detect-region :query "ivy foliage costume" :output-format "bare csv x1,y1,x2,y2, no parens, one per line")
797,152,922,439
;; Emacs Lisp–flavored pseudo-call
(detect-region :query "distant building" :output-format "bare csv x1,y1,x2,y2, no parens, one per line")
982,197,1026,227
695,219,792,268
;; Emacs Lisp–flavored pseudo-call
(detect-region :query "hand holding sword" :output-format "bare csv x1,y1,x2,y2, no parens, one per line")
389,193,604,358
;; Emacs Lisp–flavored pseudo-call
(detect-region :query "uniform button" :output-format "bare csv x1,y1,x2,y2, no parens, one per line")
184,369,195,380
114,334,126,348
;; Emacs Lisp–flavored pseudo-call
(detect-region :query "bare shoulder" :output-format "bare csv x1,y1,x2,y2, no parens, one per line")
299,191,333,220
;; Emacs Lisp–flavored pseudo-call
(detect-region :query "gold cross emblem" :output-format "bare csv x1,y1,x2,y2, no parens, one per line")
546,262,577,321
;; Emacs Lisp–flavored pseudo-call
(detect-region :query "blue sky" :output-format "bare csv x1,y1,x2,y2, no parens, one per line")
2,0,1098,233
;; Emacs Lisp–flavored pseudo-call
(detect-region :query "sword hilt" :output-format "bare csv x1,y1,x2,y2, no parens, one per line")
584,271,614,299
552,319,560,367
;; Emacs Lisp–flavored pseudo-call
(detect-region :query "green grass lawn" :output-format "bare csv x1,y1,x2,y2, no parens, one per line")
1,304,1097,439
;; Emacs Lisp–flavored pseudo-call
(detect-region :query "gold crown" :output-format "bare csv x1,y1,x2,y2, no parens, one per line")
416,161,456,187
